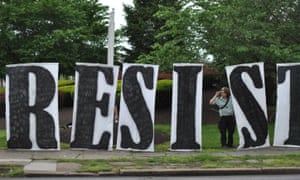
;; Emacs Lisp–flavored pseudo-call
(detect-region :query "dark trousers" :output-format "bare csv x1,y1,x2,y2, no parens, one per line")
218,115,235,147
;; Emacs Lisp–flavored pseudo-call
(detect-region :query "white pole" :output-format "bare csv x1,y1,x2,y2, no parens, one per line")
107,8,115,65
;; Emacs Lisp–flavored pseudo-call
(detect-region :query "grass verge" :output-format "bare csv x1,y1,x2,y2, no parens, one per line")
0,123,275,150
0,165,23,177
56,153,300,173
0,123,297,174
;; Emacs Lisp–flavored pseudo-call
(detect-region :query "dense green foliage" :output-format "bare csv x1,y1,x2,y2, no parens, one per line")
0,130,6,149
57,79,173,108
58,79,75,87
193,0,300,67
155,79,172,108
0,87,4,94
194,0,299,104
58,85,75,107
132,0,299,104
0,0,109,77
122,0,181,64
137,3,203,71
133,0,299,74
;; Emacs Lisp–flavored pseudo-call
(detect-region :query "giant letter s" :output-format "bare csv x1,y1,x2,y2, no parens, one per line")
228,63,269,149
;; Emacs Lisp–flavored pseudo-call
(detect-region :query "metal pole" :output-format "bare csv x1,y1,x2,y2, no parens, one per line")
107,8,115,66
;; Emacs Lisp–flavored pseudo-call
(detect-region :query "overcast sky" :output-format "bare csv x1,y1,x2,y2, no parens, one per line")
99,0,133,30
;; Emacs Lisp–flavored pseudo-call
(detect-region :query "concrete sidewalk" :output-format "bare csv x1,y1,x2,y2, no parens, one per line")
0,147,299,176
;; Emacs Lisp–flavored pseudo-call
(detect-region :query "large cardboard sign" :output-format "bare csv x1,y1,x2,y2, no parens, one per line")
70,63,119,150
116,63,158,152
274,63,300,147
6,62,300,152
6,63,60,150
170,64,203,151
226,62,270,149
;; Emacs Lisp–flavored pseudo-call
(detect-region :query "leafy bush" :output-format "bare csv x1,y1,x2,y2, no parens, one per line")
0,79,173,110
114,80,172,109
0,130,6,149
115,80,122,105
156,80,172,109
58,79,74,87
203,74,223,90
58,85,75,108
0,87,5,94
0,92,4,117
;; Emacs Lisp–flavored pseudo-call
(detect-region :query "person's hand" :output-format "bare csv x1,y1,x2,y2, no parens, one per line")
210,90,221,104
215,91,221,97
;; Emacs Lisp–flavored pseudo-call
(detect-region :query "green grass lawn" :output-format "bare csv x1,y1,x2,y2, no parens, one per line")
0,123,275,150
156,123,274,151
0,130,6,149
0,87,4,93
202,123,275,149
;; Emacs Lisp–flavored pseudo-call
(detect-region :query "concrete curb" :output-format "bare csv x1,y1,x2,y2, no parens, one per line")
23,167,300,177
119,167,300,176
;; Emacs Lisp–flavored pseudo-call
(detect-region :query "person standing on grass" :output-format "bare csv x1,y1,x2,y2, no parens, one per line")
209,87,235,148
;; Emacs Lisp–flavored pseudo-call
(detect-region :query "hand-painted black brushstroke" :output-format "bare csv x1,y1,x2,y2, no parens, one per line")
6,66,57,149
120,66,154,150
70,65,113,150
230,65,268,148
278,65,300,146
171,66,201,150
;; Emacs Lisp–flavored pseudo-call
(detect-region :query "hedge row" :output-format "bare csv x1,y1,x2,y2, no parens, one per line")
0,92,4,118
0,74,221,117
58,79,173,109
57,76,220,110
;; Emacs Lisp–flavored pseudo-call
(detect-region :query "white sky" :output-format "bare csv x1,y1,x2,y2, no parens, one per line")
99,0,133,30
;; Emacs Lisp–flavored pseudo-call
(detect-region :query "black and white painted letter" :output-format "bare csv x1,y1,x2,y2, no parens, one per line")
274,63,300,147
6,63,59,150
70,63,119,150
226,62,270,149
170,64,202,151
117,63,158,152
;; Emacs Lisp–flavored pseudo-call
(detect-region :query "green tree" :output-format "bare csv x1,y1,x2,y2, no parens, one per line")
122,0,181,63
137,2,203,72
0,0,109,76
144,0,299,103
194,0,300,67
144,0,299,72
194,0,300,104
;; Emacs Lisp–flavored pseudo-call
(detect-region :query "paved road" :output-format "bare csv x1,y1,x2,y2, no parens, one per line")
1,175,300,180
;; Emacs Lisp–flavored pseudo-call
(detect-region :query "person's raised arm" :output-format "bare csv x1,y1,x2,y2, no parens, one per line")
209,91,220,105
